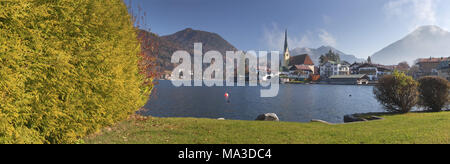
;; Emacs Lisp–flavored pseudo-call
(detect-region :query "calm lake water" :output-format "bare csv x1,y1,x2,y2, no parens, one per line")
141,80,385,123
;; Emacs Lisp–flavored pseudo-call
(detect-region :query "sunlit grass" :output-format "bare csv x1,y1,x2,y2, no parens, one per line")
85,112,450,144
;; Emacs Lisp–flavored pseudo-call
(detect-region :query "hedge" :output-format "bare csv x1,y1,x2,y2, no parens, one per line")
0,0,152,143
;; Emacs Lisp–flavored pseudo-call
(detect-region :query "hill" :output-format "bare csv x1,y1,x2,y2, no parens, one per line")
139,28,238,73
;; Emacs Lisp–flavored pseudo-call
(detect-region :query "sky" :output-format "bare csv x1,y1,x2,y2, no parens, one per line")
127,0,450,58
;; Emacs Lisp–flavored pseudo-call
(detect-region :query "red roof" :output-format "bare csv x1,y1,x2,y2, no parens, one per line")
289,54,314,65
290,65,313,72
417,57,449,63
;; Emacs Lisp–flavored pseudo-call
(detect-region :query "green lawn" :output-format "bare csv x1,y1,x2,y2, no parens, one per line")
85,112,450,144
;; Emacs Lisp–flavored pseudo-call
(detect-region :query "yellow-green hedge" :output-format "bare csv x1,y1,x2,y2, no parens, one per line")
0,0,151,143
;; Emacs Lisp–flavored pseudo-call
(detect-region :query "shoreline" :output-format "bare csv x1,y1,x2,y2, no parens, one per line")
156,79,378,86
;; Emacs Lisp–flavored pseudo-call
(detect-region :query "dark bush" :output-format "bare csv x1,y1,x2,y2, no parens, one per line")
0,0,153,143
418,76,450,112
373,71,419,113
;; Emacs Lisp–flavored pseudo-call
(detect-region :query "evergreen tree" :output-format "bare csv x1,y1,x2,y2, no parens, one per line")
0,0,154,143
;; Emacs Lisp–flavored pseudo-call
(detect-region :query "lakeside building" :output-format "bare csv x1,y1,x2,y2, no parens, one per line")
319,60,350,78
437,58,450,81
350,62,363,74
289,64,313,80
328,74,369,85
289,54,315,74
286,54,316,80
416,57,449,77
357,63,393,81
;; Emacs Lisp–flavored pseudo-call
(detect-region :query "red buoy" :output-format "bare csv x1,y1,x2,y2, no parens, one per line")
224,92,230,103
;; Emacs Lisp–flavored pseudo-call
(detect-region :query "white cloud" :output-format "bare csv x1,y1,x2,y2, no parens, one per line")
318,29,337,47
262,23,312,50
384,0,440,29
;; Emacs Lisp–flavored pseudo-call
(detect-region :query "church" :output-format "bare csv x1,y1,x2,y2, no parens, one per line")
280,30,316,80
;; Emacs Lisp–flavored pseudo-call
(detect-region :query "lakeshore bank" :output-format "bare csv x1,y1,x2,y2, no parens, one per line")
85,111,449,144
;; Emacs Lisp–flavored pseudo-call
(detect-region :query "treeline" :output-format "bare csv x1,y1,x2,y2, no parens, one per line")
0,0,153,143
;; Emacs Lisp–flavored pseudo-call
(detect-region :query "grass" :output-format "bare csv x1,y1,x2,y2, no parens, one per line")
85,112,450,144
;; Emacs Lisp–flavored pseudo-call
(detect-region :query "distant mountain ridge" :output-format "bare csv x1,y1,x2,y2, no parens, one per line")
371,25,450,65
290,46,364,65
140,28,365,73
139,28,238,72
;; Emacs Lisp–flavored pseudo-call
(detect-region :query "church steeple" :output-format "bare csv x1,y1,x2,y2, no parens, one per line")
282,29,290,68
284,29,289,53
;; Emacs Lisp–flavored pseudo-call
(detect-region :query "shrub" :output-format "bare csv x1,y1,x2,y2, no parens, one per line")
0,0,153,143
373,71,419,113
418,76,450,112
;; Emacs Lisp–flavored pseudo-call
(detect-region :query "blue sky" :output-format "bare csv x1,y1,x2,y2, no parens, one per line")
127,0,450,58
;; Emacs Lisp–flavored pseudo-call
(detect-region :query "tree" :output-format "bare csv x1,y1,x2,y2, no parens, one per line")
0,0,154,143
320,50,340,64
418,76,450,112
367,56,372,64
373,71,419,113
397,61,410,72
319,55,328,64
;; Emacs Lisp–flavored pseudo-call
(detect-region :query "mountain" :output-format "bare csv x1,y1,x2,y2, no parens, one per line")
161,28,237,54
290,46,364,65
138,28,238,72
371,25,450,65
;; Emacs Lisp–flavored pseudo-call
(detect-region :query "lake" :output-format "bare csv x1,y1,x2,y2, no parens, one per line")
141,80,385,123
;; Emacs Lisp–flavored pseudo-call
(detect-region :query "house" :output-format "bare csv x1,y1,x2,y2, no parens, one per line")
357,63,393,81
416,57,449,77
289,54,315,74
320,61,350,78
339,61,351,75
350,62,363,74
328,74,370,85
288,65,314,80
437,59,450,81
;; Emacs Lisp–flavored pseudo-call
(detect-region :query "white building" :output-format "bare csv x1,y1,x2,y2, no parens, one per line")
320,61,350,78
357,63,393,81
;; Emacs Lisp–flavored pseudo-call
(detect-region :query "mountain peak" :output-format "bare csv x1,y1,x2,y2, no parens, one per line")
415,25,444,31
411,25,449,36
183,28,193,32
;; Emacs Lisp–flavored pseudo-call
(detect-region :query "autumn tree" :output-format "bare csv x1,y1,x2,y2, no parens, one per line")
0,0,154,143
373,71,419,113
418,76,450,112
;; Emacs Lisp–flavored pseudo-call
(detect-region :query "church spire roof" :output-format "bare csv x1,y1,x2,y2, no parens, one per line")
284,29,289,53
